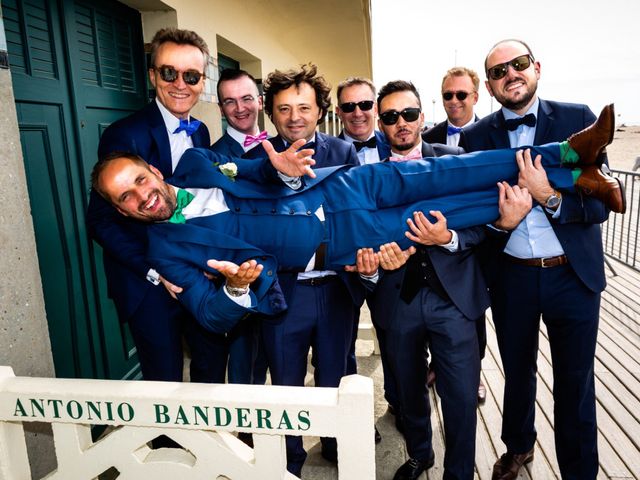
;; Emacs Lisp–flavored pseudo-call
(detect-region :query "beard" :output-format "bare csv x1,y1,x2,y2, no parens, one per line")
135,187,176,222
496,79,537,112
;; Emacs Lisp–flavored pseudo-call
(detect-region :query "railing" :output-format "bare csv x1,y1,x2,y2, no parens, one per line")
603,169,640,271
317,108,343,137
0,367,374,480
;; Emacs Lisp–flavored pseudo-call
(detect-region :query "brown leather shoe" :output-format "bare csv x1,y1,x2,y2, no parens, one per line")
478,379,487,404
575,165,626,214
567,104,614,166
492,448,534,480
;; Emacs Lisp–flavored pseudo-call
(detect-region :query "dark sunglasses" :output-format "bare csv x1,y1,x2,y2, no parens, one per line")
339,100,375,113
487,54,534,80
442,91,473,101
379,107,421,125
153,65,204,86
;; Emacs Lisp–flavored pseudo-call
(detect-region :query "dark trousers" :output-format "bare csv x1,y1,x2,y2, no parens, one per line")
388,288,479,480
491,260,600,480
127,285,255,384
262,277,355,477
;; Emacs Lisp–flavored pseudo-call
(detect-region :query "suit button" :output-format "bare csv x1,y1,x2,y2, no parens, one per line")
306,210,312,215
421,262,427,267
252,208,258,214
289,209,295,215
267,270,273,276
271,208,276,214
235,207,240,212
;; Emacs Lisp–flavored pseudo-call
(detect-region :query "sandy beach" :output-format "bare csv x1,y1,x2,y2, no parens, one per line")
607,125,640,171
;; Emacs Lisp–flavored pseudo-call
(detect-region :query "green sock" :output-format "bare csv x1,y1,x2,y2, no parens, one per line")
559,141,580,165
572,167,582,183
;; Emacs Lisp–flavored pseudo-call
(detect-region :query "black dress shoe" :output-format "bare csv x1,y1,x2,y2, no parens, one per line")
393,454,435,480
375,426,382,444
492,448,534,480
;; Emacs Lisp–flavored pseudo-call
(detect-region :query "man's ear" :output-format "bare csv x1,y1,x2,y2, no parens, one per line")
485,80,495,97
148,163,164,180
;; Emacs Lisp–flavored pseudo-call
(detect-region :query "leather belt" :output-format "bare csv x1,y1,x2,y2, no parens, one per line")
504,254,568,268
297,275,337,286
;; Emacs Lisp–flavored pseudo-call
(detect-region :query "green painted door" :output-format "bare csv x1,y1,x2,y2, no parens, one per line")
2,0,147,379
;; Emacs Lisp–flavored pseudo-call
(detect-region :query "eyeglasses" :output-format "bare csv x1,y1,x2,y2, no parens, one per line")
153,65,204,86
486,54,534,80
379,107,421,125
221,95,257,108
442,91,474,101
339,100,375,113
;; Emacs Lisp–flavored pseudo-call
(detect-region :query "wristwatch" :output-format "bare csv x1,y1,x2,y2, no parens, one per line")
544,191,562,210
225,284,249,297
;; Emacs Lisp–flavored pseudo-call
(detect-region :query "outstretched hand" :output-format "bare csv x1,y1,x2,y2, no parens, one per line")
377,242,416,271
345,248,379,275
206,259,263,289
262,138,317,178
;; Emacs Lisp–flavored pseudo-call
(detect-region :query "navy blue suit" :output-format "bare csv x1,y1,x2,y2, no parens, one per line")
86,101,237,385
246,132,362,473
422,116,480,144
210,131,245,157
460,99,608,479
373,141,484,478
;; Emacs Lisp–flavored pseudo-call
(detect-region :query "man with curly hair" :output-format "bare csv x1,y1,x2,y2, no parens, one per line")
245,63,363,475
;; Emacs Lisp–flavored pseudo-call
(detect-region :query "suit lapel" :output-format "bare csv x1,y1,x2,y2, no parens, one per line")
147,102,174,177
533,99,554,145
314,133,330,166
489,111,511,149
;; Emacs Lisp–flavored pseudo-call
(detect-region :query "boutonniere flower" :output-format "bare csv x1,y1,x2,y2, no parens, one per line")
217,162,238,182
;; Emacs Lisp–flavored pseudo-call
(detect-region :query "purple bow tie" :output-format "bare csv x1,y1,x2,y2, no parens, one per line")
173,119,201,136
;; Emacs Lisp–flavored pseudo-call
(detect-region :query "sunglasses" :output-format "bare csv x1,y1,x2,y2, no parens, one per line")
442,91,473,101
339,100,375,113
487,54,534,80
379,107,421,125
153,65,204,86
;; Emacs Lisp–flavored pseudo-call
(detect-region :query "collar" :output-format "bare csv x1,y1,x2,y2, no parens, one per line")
341,131,375,144
390,144,421,159
156,98,191,134
226,125,260,146
447,116,476,130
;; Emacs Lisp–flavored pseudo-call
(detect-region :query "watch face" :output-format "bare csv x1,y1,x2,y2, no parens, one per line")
546,195,560,208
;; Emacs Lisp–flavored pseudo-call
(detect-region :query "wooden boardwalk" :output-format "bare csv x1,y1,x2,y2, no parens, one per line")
301,255,640,480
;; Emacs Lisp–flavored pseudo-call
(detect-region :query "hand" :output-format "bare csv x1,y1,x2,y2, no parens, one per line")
344,248,379,276
206,259,263,289
262,138,317,178
516,149,554,204
405,210,453,246
493,181,533,230
377,242,416,271
159,275,183,300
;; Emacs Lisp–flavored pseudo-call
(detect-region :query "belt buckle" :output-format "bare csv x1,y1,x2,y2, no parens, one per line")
541,257,551,268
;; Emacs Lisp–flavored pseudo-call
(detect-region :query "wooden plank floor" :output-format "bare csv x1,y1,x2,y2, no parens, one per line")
302,256,640,480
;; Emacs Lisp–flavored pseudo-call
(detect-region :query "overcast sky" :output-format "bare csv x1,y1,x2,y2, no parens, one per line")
371,0,640,125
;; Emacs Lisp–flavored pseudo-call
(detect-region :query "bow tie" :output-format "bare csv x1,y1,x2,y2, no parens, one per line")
389,149,422,162
244,130,268,147
447,125,463,135
173,119,201,136
504,113,536,131
353,137,377,152
168,189,195,224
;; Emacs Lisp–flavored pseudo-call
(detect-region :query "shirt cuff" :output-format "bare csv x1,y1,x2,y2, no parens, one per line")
359,270,379,284
146,268,160,285
440,230,459,252
223,285,253,307
278,171,302,190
